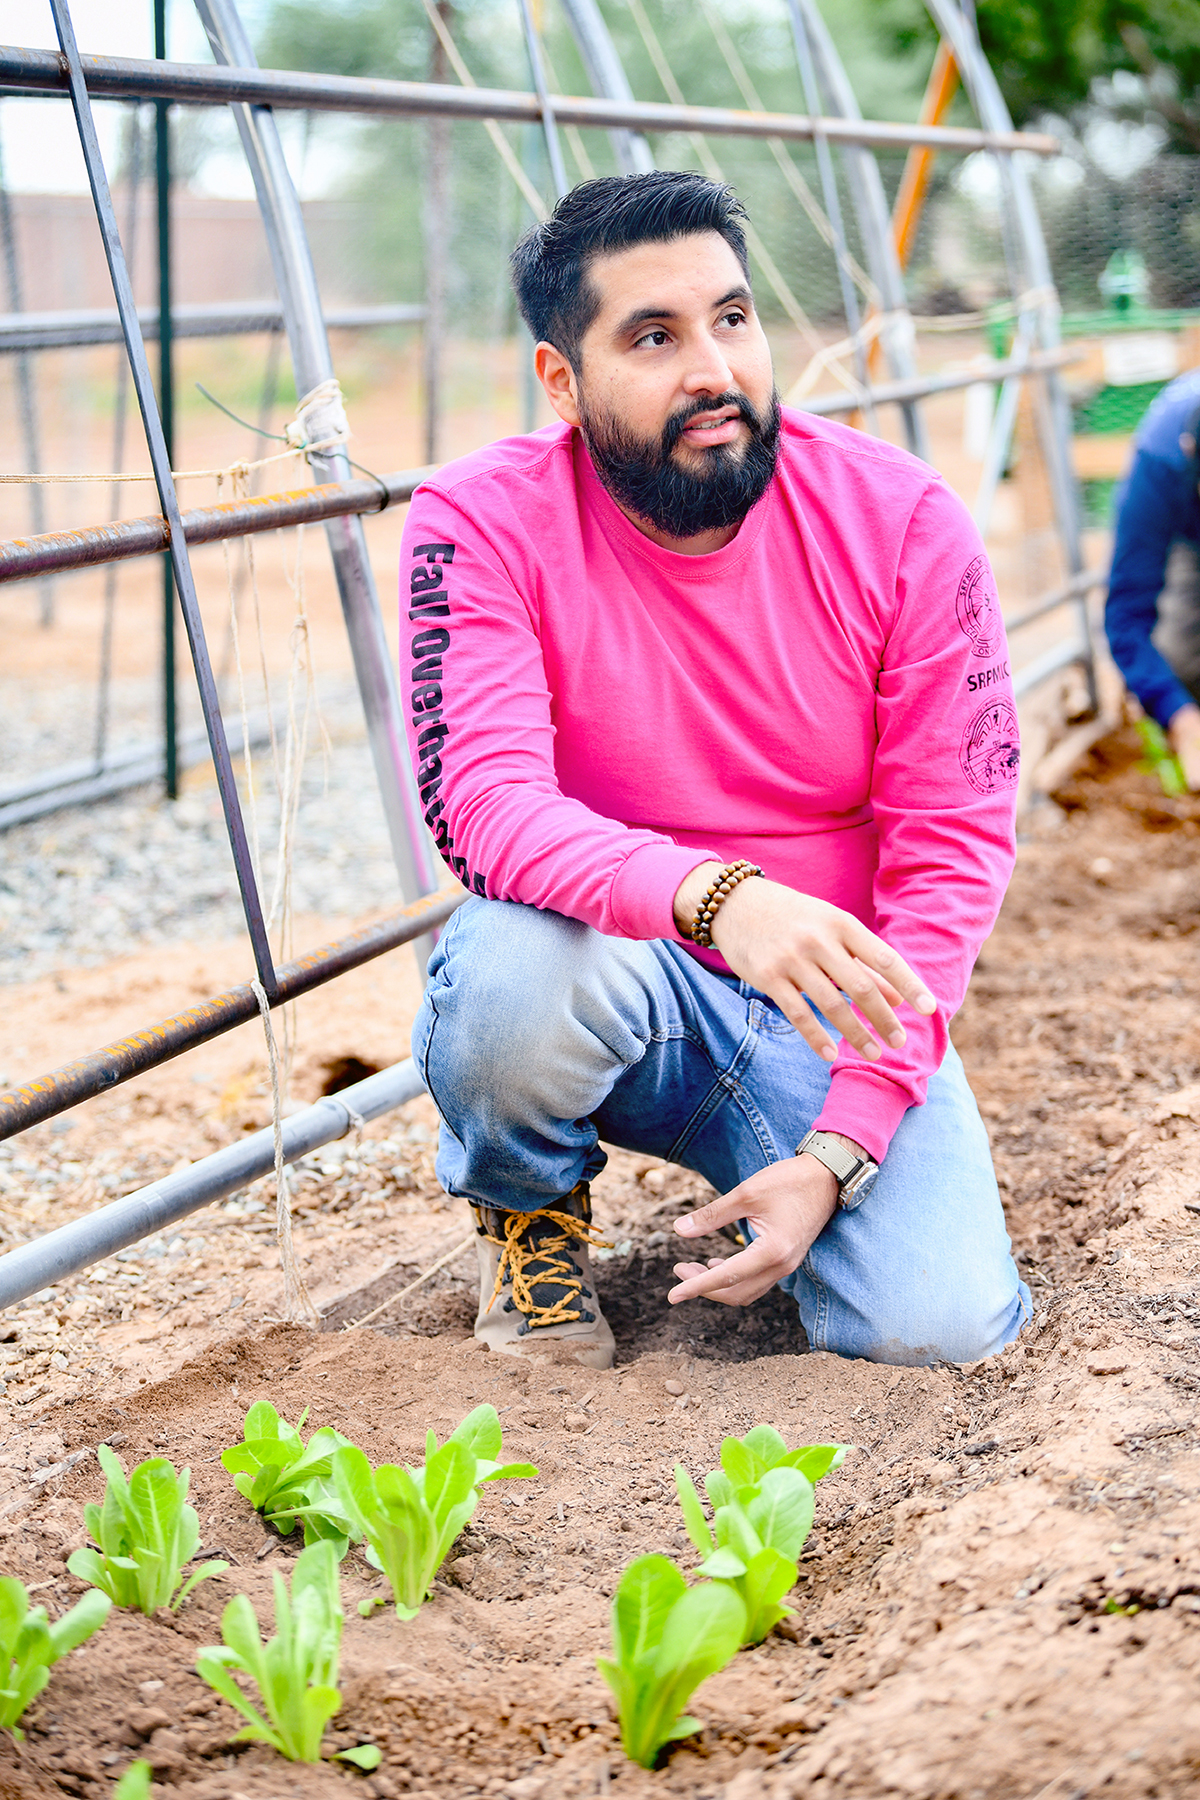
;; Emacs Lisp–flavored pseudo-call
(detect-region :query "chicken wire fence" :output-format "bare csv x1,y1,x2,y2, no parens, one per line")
0,0,1095,938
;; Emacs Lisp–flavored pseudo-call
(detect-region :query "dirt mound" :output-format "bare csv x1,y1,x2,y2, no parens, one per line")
4,730,1200,1798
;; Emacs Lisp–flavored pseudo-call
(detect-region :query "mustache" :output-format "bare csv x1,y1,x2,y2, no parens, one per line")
661,392,765,455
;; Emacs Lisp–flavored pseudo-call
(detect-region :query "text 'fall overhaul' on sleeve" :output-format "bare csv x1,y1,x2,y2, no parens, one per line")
399,410,1018,1163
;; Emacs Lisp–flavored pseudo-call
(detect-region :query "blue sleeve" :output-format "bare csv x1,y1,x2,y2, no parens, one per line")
1104,449,1197,727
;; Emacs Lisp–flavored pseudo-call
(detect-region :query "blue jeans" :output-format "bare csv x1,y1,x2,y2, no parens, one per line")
414,899,1030,1366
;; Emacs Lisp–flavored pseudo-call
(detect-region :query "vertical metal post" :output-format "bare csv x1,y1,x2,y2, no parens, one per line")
0,115,54,627
48,0,278,994
192,0,441,950
423,3,450,465
517,0,569,202
922,0,1094,709
789,0,929,461
785,0,873,423
558,0,653,176
154,0,178,799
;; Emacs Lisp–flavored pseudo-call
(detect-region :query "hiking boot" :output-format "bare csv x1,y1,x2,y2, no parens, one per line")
470,1181,615,1368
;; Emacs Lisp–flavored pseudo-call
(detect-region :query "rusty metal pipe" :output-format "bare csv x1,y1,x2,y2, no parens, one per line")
0,467,433,583
0,46,1062,156
0,888,464,1141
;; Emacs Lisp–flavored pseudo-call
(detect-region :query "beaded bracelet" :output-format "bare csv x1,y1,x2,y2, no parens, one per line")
688,858,765,947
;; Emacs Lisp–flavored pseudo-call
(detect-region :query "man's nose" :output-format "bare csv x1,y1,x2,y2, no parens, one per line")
681,334,734,396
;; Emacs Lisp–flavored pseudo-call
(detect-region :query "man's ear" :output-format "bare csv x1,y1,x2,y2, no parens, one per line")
536,341,581,427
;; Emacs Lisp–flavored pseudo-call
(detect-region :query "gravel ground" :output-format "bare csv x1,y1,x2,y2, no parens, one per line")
0,688,405,984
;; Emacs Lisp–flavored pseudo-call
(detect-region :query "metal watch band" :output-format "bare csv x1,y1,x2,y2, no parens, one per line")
796,1129,879,1203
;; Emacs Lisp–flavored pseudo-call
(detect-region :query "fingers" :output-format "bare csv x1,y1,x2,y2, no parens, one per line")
844,923,936,1016
668,1240,779,1307
674,1188,751,1239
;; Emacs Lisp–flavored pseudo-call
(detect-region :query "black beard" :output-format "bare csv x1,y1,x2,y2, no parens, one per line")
579,388,781,541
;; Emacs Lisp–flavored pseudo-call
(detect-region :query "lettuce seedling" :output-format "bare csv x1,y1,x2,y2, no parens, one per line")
0,1577,110,1738
221,1402,356,1555
196,1538,379,1768
597,1554,745,1769
67,1444,228,1614
113,1762,151,1800
674,1428,848,1645
334,1404,536,1619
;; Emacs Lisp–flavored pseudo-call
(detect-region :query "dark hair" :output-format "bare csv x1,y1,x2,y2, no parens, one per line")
510,171,751,371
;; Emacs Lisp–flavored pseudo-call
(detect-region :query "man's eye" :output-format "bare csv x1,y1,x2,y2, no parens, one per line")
720,311,746,328
635,329,669,348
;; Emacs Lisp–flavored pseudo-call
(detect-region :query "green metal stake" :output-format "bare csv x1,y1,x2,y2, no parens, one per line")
155,0,178,801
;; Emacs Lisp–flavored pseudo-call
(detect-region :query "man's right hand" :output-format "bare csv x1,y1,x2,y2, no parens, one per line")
672,863,937,1066
1169,703,1200,791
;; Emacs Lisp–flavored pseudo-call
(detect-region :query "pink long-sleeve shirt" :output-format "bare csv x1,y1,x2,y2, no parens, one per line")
399,409,1018,1161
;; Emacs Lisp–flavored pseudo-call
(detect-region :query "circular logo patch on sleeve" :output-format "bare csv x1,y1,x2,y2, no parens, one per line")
960,699,1020,795
955,555,1002,658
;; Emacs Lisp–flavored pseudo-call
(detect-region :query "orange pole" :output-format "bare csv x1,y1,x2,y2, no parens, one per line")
867,40,959,378
892,39,960,271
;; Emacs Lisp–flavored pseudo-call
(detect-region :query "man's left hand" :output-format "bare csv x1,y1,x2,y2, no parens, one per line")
669,1151,847,1307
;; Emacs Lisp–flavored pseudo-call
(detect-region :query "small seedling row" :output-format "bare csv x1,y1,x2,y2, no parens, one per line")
1,1396,849,1782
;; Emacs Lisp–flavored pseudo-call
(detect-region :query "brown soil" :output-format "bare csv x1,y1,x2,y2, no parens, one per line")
4,724,1200,1800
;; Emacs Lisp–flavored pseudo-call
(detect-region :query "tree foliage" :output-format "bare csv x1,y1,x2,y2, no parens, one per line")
874,0,1200,148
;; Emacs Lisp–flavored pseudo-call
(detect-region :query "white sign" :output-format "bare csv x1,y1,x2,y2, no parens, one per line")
1102,333,1179,387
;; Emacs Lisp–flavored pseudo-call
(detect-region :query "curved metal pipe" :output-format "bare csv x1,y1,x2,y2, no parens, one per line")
558,0,653,175
192,0,440,918
787,0,929,461
0,1057,428,1310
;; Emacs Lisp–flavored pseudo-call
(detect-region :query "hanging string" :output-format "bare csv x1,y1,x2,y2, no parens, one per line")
251,978,319,1327
419,0,548,220
94,103,148,769
0,376,354,486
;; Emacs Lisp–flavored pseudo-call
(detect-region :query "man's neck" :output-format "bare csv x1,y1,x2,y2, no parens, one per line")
612,498,742,556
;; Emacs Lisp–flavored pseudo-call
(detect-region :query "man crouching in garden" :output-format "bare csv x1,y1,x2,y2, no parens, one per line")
400,170,1028,1371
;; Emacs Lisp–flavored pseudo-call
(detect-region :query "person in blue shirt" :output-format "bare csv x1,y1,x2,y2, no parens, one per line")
1106,367,1200,787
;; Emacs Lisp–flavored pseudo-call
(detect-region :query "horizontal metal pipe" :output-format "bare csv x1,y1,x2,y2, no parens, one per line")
0,466,434,583
0,1056,427,1310
0,46,1061,156
1004,567,1108,634
0,887,464,1140
799,346,1082,417
0,713,276,830
0,300,424,353
1012,635,1086,699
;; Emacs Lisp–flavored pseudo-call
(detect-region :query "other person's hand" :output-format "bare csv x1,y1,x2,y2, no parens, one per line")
669,1150,847,1306
1168,703,1200,791
673,864,936,1065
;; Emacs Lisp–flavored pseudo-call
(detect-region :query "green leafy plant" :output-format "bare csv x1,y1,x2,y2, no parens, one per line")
221,1402,356,1555
0,1578,110,1738
674,1429,848,1645
66,1445,228,1614
113,1762,151,1800
1137,717,1187,797
196,1539,379,1767
333,1404,536,1619
597,1554,745,1769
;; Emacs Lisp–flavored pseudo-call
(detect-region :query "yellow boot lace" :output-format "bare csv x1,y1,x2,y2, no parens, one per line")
480,1200,612,1328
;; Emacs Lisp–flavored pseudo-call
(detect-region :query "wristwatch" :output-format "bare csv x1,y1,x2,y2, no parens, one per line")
796,1129,879,1207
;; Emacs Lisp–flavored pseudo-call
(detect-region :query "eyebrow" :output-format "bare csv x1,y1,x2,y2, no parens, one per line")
610,285,753,340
